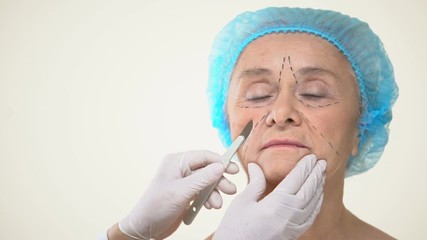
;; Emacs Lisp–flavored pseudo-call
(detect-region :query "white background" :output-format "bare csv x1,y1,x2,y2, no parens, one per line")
1,0,426,239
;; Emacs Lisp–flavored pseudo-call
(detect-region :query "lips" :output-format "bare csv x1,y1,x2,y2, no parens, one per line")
261,139,308,150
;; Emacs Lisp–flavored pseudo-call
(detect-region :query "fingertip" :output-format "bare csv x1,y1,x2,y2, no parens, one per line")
296,154,317,170
225,162,240,174
210,162,226,175
217,177,237,195
226,181,237,195
317,159,327,171
247,163,256,176
247,163,264,181
239,163,266,201
247,162,259,172
204,201,212,209
305,154,317,164
208,191,223,209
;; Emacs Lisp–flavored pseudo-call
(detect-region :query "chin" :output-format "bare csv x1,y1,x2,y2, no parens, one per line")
259,160,295,187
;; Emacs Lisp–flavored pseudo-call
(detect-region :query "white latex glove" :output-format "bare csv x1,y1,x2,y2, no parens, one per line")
213,154,326,240
119,150,239,240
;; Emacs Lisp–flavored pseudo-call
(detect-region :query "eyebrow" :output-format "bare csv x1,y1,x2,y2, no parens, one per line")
296,66,339,80
237,67,273,79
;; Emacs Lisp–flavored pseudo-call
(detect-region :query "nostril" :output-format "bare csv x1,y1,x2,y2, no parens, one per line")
286,117,295,123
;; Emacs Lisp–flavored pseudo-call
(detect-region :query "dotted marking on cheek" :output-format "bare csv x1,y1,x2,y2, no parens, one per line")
237,105,265,109
298,110,340,156
255,116,264,131
297,99,341,109
242,145,249,162
242,113,266,162
298,99,315,108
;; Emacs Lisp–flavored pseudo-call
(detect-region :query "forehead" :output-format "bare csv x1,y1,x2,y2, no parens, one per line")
233,33,351,74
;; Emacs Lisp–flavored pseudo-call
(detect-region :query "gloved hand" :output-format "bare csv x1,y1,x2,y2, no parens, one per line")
213,154,326,240
119,150,239,240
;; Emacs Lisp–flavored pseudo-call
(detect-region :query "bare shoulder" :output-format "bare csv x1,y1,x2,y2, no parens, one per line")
347,211,395,240
205,233,213,240
360,222,395,240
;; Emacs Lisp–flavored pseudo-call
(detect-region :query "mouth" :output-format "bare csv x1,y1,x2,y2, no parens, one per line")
261,139,308,150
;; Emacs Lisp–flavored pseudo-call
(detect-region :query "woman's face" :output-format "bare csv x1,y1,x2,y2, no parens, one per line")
226,33,360,188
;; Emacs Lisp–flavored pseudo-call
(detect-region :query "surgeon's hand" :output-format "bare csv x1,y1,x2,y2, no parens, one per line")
117,150,239,240
213,154,326,240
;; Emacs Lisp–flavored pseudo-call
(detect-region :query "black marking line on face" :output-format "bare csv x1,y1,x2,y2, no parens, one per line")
278,57,286,83
288,56,299,86
297,110,339,156
297,98,341,109
253,114,267,135
242,114,267,162
242,144,249,162
237,105,265,109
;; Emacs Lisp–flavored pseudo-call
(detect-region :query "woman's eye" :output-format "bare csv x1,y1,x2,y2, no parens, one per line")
298,83,329,100
246,95,272,102
300,93,325,99
244,82,275,103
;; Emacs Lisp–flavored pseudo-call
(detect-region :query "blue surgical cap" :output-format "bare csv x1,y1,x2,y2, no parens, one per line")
207,7,399,177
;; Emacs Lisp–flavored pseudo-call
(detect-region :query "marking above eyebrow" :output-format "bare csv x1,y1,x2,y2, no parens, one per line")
238,67,273,79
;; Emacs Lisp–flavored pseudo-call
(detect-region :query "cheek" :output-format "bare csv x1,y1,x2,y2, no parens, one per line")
307,108,359,174
226,103,266,166
228,114,248,140
226,97,261,140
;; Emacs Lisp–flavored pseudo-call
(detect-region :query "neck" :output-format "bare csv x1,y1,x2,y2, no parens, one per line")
261,167,354,239
299,170,348,239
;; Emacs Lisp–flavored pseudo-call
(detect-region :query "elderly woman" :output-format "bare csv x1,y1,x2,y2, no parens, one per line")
104,7,398,240
207,7,398,239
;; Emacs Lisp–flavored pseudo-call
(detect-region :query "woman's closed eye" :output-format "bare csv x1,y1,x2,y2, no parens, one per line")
243,82,276,103
297,81,330,101
299,92,326,99
246,94,273,102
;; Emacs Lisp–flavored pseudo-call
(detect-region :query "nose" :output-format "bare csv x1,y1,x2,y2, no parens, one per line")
265,91,302,127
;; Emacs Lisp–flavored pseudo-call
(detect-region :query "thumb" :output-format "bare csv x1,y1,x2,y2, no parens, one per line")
238,163,266,202
180,162,225,196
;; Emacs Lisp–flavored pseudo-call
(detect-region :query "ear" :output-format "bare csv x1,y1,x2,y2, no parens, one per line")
351,129,360,157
